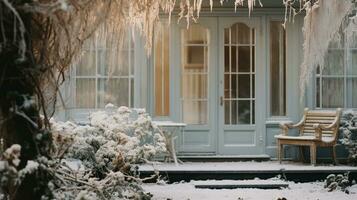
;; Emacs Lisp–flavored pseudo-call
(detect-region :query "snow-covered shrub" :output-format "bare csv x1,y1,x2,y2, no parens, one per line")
339,111,357,165
48,106,166,199
0,145,53,199
51,106,166,168
324,173,353,193
1,106,165,199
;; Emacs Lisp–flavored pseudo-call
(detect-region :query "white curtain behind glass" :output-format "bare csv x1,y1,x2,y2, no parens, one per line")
75,31,134,109
181,25,209,124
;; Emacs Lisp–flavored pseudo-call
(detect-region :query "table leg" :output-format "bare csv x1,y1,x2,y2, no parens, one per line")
170,136,178,166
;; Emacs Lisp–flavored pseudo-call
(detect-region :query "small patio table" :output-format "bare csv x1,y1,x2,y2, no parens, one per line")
152,121,186,166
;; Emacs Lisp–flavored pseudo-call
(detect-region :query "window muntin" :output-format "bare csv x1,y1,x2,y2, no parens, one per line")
270,21,286,116
316,31,357,108
224,23,255,125
181,25,209,124
75,32,134,109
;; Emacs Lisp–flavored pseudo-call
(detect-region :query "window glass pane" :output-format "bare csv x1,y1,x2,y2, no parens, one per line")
184,46,206,67
182,101,207,124
321,78,344,108
270,21,286,116
77,50,96,76
230,23,250,44
231,100,238,124
238,46,250,72
154,22,170,116
97,78,129,107
183,25,208,44
76,79,96,108
351,49,357,75
182,74,207,99
352,79,357,108
231,46,237,72
130,78,134,107
238,74,250,98
224,74,230,98
316,77,321,108
97,49,131,76
224,46,230,72
324,50,344,75
238,100,250,124
252,46,255,72
181,25,209,124
252,75,255,98
224,100,231,124
252,100,255,124
130,48,135,75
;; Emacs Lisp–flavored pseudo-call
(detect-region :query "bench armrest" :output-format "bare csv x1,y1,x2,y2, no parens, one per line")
279,118,305,136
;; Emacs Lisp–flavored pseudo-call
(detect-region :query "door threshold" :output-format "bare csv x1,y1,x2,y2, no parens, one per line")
177,154,271,162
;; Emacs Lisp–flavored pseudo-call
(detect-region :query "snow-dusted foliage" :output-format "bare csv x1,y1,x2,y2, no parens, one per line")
0,145,52,199
282,1,356,100
340,111,357,165
324,173,353,193
51,106,166,167
47,106,166,199
299,0,355,99
1,107,167,199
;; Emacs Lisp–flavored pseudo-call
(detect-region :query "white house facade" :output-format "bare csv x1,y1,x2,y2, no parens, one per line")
56,1,356,160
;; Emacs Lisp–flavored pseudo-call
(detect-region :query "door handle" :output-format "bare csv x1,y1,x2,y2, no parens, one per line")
220,96,223,106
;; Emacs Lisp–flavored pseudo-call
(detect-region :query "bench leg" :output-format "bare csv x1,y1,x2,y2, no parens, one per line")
310,144,317,166
332,145,338,165
277,142,283,164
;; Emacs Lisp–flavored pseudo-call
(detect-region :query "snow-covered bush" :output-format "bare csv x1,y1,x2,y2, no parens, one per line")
1,106,166,199
0,145,53,199
51,106,166,167
48,106,166,199
339,111,357,165
324,173,353,193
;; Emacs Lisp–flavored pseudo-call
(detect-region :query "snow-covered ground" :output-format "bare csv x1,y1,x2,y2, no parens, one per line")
143,179,357,200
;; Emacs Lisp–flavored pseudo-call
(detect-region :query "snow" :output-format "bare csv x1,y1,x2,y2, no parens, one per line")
275,135,335,143
141,161,357,199
143,180,357,200
138,161,357,172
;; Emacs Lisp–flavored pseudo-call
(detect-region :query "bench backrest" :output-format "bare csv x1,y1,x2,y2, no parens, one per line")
301,108,341,139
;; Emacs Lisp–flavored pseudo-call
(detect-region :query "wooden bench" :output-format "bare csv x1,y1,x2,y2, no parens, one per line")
275,108,342,165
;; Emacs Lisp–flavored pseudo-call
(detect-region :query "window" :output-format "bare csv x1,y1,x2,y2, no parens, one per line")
315,31,357,108
270,21,286,116
154,23,170,116
181,25,209,124
224,22,255,124
75,31,135,108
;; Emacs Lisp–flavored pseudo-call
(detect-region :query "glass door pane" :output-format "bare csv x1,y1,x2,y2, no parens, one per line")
223,23,255,125
181,25,209,124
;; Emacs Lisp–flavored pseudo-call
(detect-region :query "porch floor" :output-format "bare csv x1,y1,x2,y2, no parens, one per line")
138,161,357,183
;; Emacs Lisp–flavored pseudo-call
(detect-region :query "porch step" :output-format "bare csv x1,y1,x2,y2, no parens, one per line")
137,161,357,183
194,183,289,189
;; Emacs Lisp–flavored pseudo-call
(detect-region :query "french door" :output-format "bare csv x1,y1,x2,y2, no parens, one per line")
175,17,264,155
217,17,264,155
175,18,218,153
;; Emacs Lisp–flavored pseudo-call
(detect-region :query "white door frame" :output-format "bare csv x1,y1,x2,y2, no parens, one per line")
217,17,265,155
